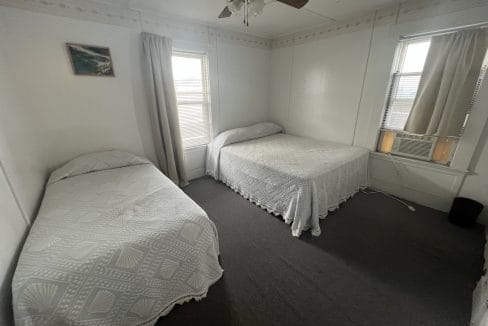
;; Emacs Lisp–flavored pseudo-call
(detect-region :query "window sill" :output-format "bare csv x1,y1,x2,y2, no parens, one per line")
370,152,468,176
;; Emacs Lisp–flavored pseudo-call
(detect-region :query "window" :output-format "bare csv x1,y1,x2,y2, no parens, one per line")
172,51,211,149
382,38,431,130
377,35,487,165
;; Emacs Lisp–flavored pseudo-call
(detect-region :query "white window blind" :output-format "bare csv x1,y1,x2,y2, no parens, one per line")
382,38,431,130
172,51,211,149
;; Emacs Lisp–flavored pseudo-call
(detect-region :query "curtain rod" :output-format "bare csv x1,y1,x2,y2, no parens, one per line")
400,22,488,40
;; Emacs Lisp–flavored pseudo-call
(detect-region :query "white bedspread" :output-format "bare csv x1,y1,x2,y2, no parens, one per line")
12,152,223,326
209,132,369,237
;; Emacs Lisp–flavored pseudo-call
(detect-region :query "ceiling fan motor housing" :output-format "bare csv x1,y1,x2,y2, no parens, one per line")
219,0,309,21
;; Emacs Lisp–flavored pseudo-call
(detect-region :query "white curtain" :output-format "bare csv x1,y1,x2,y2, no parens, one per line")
142,32,188,186
405,29,487,137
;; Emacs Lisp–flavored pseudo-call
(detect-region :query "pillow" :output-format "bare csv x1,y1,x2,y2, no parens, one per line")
48,150,151,185
212,122,283,150
206,122,283,178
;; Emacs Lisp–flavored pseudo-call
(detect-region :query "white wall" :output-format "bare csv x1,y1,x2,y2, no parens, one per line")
270,29,371,144
270,3,488,214
216,42,270,132
0,34,30,326
0,6,150,209
0,165,27,326
0,18,46,221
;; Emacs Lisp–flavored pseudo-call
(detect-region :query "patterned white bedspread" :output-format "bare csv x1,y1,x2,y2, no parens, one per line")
12,154,223,326
213,133,369,237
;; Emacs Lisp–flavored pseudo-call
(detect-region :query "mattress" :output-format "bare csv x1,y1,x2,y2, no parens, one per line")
12,151,223,326
207,125,369,237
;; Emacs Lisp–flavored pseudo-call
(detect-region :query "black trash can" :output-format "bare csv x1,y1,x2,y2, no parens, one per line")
448,197,484,228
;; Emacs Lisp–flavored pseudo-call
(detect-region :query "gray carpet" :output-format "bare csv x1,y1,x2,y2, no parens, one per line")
157,177,485,326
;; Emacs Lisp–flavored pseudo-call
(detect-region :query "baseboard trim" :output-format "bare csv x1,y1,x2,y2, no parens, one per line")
187,167,205,181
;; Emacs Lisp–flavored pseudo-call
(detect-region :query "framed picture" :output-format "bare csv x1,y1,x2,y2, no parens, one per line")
66,43,115,76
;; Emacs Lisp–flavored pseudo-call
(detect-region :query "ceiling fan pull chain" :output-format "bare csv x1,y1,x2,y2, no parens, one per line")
247,0,249,26
244,0,247,26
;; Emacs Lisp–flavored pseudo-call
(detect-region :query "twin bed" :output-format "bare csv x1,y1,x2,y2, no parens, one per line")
13,123,369,325
13,151,223,326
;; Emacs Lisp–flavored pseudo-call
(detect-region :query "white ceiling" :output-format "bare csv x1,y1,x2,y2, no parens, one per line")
97,0,402,38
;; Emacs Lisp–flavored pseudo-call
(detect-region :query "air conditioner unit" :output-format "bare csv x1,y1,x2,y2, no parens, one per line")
391,133,436,161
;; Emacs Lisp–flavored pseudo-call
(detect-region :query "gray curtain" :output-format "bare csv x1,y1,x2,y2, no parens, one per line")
142,32,188,186
405,29,487,137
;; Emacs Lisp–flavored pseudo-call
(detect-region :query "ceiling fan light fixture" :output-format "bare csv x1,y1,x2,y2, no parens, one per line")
218,0,309,26
228,0,243,13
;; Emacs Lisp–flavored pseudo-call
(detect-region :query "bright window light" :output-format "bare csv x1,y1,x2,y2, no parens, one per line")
172,52,211,149
382,38,431,130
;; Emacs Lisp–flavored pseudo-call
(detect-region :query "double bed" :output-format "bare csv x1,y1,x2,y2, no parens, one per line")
12,151,223,326
207,123,369,237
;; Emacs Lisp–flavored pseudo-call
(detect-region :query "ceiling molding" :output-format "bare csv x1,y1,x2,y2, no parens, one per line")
140,11,272,49
271,8,394,49
271,0,488,49
1,0,486,50
0,0,272,49
398,0,488,23
0,0,140,28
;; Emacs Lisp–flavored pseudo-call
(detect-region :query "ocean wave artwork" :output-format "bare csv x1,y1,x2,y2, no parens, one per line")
67,43,115,76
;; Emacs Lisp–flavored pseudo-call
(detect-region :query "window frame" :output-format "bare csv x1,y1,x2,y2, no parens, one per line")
381,37,431,132
172,50,212,150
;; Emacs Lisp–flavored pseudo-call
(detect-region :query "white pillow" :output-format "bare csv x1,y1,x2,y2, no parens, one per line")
48,150,151,185
212,122,283,149
206,122,283,178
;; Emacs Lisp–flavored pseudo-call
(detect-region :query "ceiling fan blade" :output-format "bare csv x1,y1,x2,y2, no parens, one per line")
218,6,232,18
276,0,309,9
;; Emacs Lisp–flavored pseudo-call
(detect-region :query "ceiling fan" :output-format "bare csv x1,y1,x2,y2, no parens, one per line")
218,0,309,26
